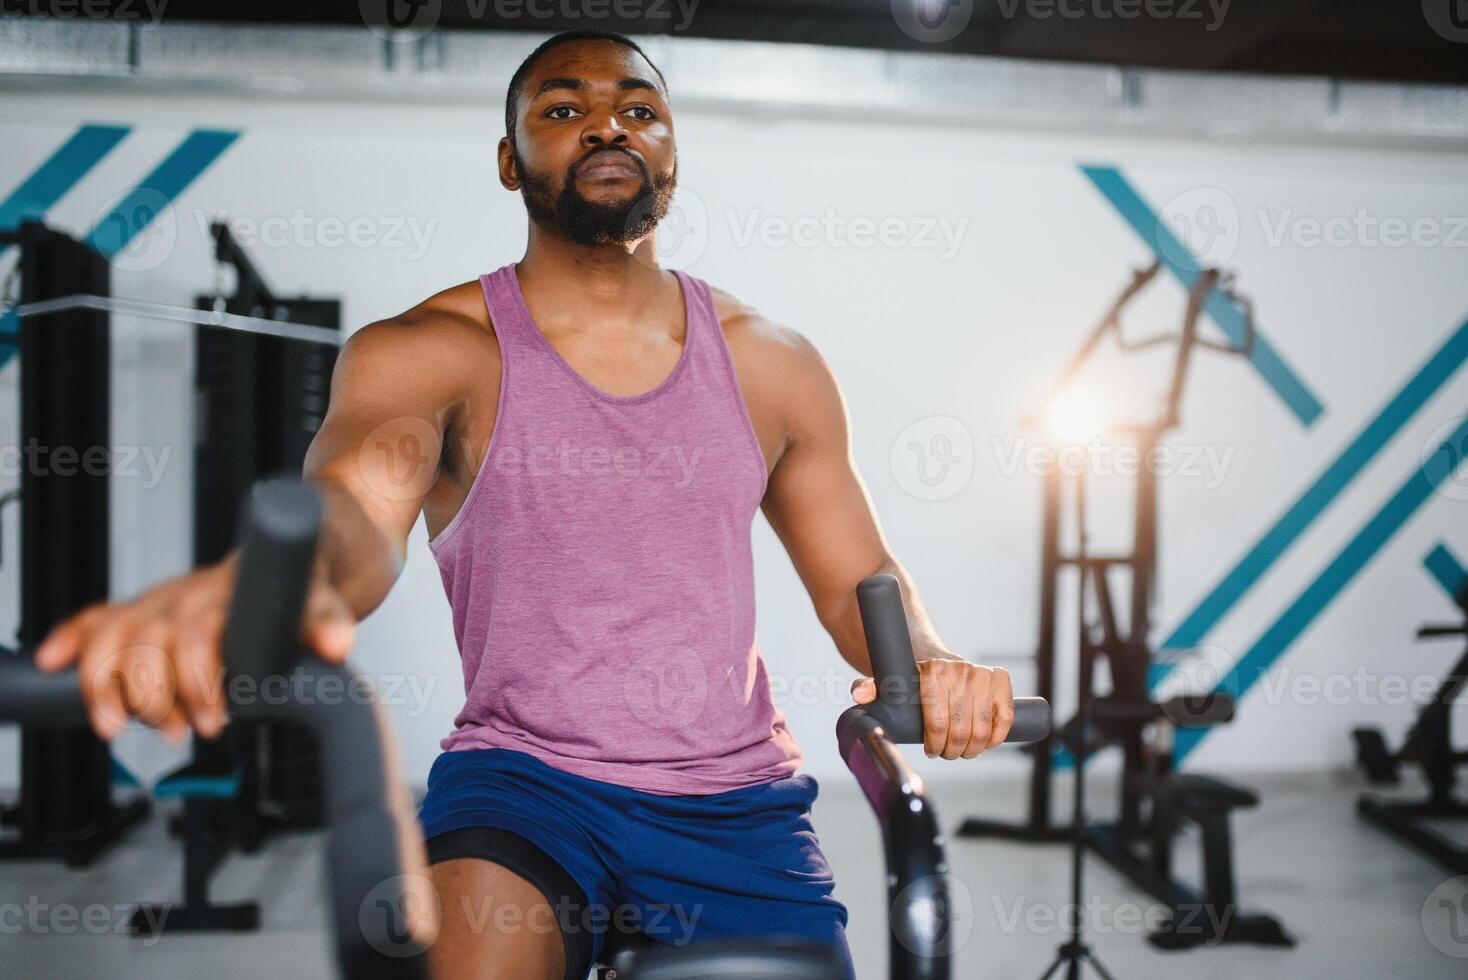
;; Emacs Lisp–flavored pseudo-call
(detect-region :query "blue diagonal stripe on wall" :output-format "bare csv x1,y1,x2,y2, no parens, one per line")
1081,165,1324,427
1153,315,1468,682
1,128,239,368
0,125,131,363
84,129,239,258
1175,413,1468,761
1424,543,1468,602
0,124,130,231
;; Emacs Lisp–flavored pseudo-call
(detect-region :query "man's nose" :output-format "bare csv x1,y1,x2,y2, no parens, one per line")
581,106,630,146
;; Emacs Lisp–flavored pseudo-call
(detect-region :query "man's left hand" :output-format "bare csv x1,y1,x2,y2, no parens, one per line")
850,658,1014,758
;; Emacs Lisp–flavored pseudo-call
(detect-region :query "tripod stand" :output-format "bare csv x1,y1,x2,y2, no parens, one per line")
1038,472,1116,980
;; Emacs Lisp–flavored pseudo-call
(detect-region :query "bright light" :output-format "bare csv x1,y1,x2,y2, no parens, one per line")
1046,389,1107,444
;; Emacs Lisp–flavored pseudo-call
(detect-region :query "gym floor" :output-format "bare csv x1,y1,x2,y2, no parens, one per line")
2,770,1462,979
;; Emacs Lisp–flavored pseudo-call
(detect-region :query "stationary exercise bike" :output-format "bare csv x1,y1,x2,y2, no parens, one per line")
0,478,1051,979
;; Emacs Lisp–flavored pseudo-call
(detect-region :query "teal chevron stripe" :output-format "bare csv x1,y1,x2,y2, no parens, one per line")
1080,165,1324,427
0,124,130,231
2,128,240,367
84,129,239,258
1153,315,1468,678
1175,413,1468,760
0,125,131,363
1424,544,1467,602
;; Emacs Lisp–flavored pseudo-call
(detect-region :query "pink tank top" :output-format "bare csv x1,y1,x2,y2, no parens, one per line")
428,263,803,795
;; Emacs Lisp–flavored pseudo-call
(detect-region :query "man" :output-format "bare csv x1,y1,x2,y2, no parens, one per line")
36,30,1014,980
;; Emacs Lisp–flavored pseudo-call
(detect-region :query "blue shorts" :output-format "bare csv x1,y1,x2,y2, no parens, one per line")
418,747,853,979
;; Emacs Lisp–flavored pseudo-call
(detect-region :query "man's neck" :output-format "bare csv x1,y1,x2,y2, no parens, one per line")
517,234,670,329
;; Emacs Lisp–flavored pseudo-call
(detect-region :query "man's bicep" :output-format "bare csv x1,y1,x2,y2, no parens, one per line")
761,337,890,626
303,322,457,551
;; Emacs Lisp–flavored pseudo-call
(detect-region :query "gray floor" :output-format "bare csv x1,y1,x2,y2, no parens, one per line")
2,770,1466,978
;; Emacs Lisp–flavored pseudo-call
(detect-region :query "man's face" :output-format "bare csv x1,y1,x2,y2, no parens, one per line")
504,40,677,247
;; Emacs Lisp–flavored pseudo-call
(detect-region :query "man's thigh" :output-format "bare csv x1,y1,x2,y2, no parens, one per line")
425,823,612,980
428,856,568,980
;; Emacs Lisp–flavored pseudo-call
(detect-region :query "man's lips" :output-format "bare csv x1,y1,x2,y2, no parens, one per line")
578,151,641,179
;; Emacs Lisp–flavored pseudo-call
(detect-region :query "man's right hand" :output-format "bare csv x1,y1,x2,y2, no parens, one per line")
33,556,358,744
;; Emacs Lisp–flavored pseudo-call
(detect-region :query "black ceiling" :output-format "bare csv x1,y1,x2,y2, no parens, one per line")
17,0,1468,85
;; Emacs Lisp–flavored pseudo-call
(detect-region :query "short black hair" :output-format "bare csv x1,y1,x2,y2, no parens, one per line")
504,30,667,141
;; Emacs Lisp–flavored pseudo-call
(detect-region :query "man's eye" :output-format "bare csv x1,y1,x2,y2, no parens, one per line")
547,106,577,120
627,106,656,121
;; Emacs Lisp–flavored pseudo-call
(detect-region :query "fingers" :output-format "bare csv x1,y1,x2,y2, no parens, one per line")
77,638,128,740
986,667,1015,751
173,595,229,740
921,662,951,759
37,564,239,742
953,666,993,760
34,605,105,671
76,608,142,740
849,677,877,704
911,661,1014,760
120,618,181,730
303,580,356,663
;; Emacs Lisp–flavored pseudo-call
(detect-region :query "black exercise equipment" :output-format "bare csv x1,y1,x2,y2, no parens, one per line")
0,221,151,866
0,479,431,978
1082,562,1289,949
960,262,1291,950
127,745,259,936
603,574,1053,980
194,218,340,565
1036,478,1113,980
1353,579,1468,874
120,219,346,936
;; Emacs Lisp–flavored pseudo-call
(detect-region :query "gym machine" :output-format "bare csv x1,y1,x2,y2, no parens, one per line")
0,481,425,977
1353,577,1468,873
0,219,345,931
125,220,344,934
958,262,1292,949
0,221,151,865
0,478,1053,980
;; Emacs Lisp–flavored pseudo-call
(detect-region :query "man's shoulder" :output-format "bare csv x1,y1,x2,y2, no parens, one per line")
346,280,496,359
706,284,823,377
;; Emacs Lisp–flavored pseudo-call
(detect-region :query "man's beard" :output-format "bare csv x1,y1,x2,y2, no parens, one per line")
514,145,677,247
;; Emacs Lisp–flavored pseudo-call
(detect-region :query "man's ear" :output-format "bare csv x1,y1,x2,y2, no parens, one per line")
498,137,520,191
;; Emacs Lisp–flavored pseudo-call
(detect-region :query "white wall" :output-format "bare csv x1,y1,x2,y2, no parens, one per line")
1,80,1466,794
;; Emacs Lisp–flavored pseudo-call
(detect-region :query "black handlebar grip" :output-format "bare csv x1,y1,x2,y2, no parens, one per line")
1008,697,1051,743
0,653,86,726
222,478,323,685
856,574,925,744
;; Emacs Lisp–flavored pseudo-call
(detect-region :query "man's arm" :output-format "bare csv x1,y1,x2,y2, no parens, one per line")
303,313,468,619
757,322,1014,758
35,304,472,742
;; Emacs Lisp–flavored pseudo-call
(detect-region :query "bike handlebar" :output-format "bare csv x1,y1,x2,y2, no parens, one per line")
837,574,1052,980
0,479,429,979
848,574,1051,748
